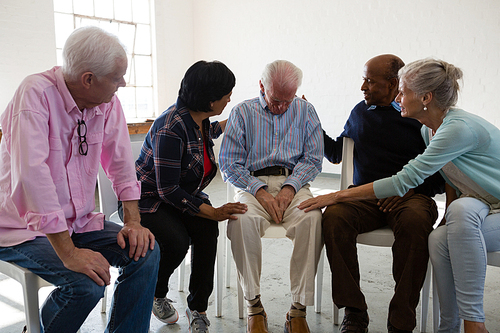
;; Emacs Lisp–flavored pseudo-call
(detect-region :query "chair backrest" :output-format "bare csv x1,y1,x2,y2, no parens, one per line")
97,140,143,219
340,137,355,191
339,137,395,246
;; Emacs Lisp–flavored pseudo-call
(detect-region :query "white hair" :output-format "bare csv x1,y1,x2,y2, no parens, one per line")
261,60,303,92
62,26,127,81
399,58,463,110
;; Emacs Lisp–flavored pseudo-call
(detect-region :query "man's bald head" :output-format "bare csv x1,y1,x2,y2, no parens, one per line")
361,54,404,106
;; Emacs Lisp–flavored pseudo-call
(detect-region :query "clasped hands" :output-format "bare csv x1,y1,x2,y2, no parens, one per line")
255,185,295,223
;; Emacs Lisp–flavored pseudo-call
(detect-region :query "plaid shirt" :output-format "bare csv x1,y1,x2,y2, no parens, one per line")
136,98,222,215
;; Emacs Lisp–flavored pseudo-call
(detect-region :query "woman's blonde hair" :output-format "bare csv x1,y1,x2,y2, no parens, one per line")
399,58,463,110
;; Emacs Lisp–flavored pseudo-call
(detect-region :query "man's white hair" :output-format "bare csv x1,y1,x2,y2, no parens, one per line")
261,60,303,92
62,26,127,81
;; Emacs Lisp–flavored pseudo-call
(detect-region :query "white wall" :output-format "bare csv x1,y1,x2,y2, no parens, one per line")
0,0,57,111
1,0,499,174
191,0,500,173
153,0,194,112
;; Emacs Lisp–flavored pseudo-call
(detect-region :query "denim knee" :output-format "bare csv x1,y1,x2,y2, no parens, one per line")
428,226,448,262
445,198,487,229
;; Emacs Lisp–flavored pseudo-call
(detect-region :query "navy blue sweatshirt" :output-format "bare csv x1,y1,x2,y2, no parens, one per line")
324,101,444,197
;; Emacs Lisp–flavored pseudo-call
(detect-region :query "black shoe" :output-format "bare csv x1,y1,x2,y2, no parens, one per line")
387,319,412,333
340,309,369,333
21,326,27,333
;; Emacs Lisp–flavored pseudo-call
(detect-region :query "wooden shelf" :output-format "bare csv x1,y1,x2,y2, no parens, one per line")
127,121,153,135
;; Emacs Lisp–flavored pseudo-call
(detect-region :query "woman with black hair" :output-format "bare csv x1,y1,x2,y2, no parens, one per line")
136,61,247,333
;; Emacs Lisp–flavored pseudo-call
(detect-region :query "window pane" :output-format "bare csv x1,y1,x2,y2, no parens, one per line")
136,87,154,118
132,0,150,24
95,0,114,19
114,0,132,21
56,49,63,66
127,55,136,85
135,56,152,86
73,0,94,16
117,23,136,54
98,20,119,37
135,24,151,55
76,17,99,29
53,0,73,13
117,87,137,119
54,13,74,49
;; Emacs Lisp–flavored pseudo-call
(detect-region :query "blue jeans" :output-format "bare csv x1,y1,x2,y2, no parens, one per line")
429,197,500,332
0,221,160,333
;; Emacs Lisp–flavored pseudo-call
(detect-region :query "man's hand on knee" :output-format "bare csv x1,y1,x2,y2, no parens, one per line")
117,222,155,261
255,188,283,223
275,185,295,218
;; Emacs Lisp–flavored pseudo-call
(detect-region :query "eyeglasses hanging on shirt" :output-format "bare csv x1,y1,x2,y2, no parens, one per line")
77,119,88,156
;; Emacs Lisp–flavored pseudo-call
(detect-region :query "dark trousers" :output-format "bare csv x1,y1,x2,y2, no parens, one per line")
322,194,437,331
140,202,219,312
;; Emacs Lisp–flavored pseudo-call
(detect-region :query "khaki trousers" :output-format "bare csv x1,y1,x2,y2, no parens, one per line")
227,175,323,306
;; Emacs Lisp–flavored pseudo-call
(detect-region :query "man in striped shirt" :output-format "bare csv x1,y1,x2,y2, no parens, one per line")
219,60,324,333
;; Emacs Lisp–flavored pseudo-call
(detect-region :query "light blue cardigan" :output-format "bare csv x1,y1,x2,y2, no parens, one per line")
374,109,500,200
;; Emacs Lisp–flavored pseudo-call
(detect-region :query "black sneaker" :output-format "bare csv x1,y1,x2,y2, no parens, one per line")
387,319,412,333
340,309,369,333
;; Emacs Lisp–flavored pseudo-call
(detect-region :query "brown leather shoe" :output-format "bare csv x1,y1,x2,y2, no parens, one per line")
284,312,310,333
247,311,268,333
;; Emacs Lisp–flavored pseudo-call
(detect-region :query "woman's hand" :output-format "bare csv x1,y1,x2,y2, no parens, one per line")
212,202,248,221
299,183,377,212
298,193,338,212
197,202,248,221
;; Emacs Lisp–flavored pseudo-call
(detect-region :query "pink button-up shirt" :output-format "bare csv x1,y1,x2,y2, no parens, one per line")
0,66,140,247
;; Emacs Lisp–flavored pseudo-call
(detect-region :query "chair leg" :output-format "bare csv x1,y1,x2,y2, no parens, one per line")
23,273,43,333
314,247,325,313
215,222,224,317
420,261,432,332
101,285,107,313
432,269,440,333
237,278,245,319
333,303,340,326
225,222,232,289
178,258,186,292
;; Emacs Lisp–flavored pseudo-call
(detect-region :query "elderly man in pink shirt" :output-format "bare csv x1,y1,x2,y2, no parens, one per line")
0,26,159,333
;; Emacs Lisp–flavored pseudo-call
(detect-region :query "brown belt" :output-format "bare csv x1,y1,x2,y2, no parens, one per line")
251,166,292,177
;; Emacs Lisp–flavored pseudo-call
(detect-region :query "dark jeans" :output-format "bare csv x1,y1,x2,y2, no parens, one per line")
140,202,218,312
322,194,438,331
0,221,160,333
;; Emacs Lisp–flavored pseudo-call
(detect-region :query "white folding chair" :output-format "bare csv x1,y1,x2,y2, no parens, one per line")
97,140,224,316
0,261,52,333
333,137,434,332
224,182,326,319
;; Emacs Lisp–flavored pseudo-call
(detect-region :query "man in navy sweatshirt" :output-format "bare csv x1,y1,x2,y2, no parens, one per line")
322,54,444,333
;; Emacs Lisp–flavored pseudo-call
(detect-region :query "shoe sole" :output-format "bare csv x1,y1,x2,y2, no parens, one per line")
152,310,179,324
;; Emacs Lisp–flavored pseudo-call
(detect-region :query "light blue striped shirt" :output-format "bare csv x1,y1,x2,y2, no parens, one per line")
219,91,323,195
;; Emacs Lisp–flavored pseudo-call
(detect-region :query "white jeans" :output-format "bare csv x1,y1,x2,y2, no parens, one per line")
429,197,500,332
227,175,323,306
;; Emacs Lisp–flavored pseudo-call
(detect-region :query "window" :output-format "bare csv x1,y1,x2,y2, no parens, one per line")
53,0,155,121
